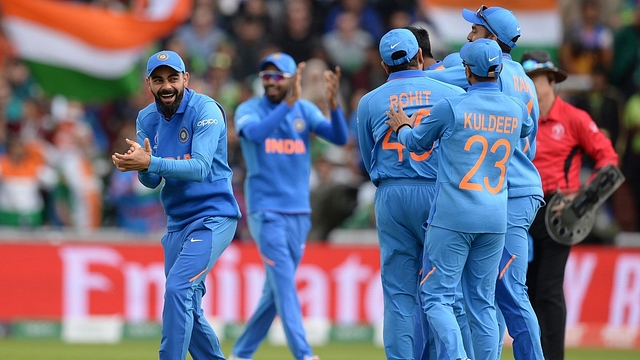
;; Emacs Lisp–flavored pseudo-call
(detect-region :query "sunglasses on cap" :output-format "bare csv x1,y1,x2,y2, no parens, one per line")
476,5,498,37
259,70,291,82
522,59,555,72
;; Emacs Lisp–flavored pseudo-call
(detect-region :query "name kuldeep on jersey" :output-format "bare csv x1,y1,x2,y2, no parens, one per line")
463,112,520,134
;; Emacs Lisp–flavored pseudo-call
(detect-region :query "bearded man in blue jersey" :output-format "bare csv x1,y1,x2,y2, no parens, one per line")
112,50,241,360
356,28,465,360
228,52,347,360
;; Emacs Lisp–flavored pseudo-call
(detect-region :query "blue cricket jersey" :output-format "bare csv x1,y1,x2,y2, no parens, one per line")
136,88,241,232
498,55,544,199
235,96,348,214
356,69,465,186
398,82,533,233
426,64,469,90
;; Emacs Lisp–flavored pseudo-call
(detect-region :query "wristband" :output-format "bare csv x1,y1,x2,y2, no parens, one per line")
396,123,412,136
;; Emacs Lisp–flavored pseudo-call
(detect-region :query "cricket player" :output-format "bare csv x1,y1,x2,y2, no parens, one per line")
229,52,347,360
112,50,240,360
462,6,546,359
356,28,464,360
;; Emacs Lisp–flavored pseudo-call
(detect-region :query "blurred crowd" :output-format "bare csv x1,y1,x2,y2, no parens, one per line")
0,0,639,243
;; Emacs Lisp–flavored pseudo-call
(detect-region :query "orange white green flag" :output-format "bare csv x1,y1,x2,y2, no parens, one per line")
0,0,192,102
420,0,562,60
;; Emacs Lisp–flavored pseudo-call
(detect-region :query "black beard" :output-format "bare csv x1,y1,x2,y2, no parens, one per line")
155,90,184,118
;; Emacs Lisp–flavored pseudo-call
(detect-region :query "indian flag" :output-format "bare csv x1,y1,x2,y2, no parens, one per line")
0,0,192,102
421,0,562,61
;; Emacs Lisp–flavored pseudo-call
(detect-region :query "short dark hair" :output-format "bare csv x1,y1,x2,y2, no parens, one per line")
466,64,500,82
496,39,513,54
388,54,419,72
404,26,433,59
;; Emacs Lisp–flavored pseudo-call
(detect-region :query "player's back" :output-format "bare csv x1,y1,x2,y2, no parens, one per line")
432,87,530,233
498,56,544,198
357,69,464,186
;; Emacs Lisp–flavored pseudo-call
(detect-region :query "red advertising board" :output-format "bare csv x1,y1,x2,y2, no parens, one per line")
1,241,639,347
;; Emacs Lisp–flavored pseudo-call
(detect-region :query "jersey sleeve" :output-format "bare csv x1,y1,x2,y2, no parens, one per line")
312,106,348,145
146,101,224,181
356,96,374,174
136,113,162,189
398,99,452,152
573,109,619,169
236,100,289,143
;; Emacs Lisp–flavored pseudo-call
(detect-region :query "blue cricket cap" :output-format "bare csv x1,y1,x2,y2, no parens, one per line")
462,6,521,49
147,50,186,77
259,52,297,76
379,28,419,66
460,38,503,78
442,52,463,68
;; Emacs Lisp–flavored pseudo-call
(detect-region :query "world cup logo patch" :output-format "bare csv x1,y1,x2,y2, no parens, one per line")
293,118,306,132
179,127,189,143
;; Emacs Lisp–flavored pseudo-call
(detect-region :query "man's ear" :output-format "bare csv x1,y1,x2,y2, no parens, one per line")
381,61,391,75
183,72,190,87
417,48,424,70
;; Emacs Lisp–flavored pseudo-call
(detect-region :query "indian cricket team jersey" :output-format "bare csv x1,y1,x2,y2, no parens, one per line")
399,83,532,233
498,55,544,198
234,96,326,213
136,88,241,232
356,69,465,186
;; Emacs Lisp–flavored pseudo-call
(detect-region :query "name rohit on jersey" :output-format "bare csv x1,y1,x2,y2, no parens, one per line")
265,138,306,154
389,91,431,109
464,112,519,134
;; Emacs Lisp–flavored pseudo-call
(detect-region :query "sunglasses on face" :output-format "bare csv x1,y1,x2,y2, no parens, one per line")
259,71,291,82
476,5,498,37
522,59,555,72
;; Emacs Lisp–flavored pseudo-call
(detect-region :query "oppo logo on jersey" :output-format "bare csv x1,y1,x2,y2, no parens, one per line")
197,118,218,126
265,138,306,154
389,90,432,110
464,112,519,134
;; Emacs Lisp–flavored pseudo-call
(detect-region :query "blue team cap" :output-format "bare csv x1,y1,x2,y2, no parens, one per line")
460,39,503,78
147,50,186,77
379,28,419,66
442,52,463,68
462,5,521,49
259,52,297,76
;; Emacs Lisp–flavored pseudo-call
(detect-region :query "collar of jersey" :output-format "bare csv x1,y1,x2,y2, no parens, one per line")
467,82,499,91
387,69,427,81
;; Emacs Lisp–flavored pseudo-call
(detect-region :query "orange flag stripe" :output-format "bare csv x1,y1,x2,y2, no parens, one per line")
0,0,192,50
422,0,558,11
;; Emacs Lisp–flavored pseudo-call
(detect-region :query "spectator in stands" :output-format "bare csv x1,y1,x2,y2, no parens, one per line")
323,0,384,42
176,4,229,77
106,123,165,233
560,0,613,75
0,134,57,227
321,10,373,80
230,15,270,81
272,0,325,65
610,3,640,99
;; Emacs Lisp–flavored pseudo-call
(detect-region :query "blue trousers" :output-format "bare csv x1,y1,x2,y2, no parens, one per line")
496,196,544,360
422,225,504,360
374,180,435,360
159,216,237,360
231,211,313,360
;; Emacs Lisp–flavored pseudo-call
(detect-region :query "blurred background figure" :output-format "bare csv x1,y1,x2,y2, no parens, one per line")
560,0,613,75
0,133,57,228
106,123,165,234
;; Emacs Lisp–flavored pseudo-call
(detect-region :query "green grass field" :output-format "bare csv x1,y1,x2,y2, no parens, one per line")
1,339,639,360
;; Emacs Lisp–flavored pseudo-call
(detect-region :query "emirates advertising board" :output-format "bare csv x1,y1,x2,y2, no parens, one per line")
0,241,639,348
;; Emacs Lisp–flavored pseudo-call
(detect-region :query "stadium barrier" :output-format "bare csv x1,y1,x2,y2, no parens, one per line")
0,239,638,348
